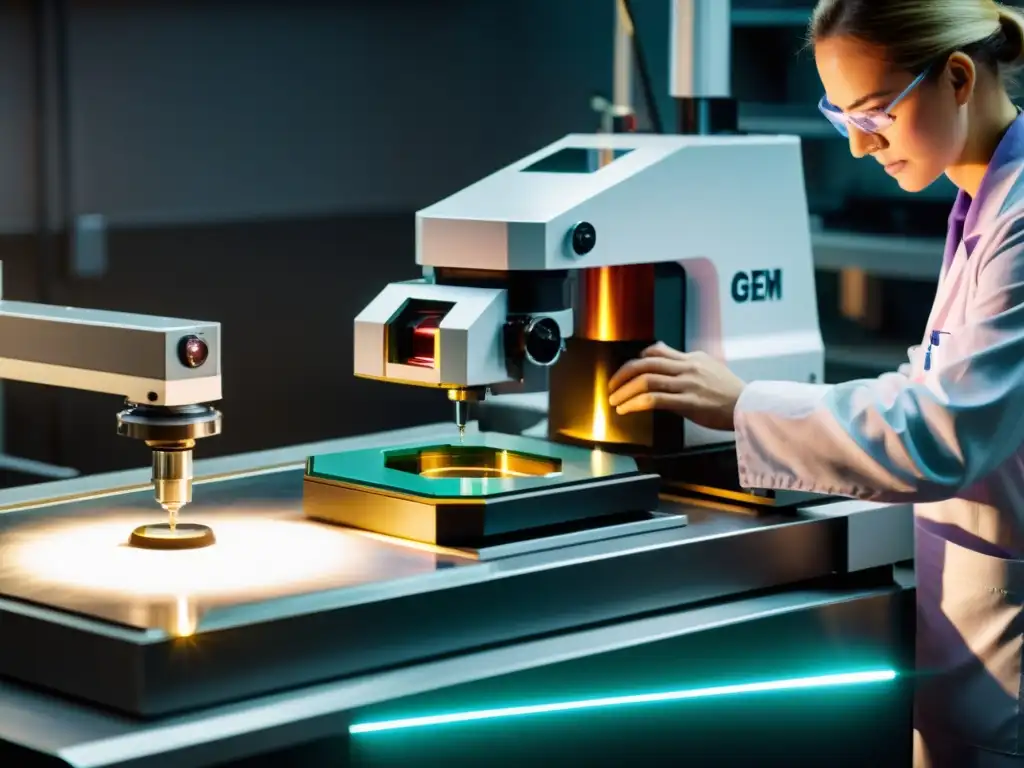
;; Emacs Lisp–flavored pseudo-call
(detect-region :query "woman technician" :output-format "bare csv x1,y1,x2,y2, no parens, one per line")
608,1,1024,765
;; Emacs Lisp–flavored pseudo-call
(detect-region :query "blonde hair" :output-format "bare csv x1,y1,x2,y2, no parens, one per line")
809,0,1024,76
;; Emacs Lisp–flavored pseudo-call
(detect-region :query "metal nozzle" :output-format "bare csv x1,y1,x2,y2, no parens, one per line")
454,400,470,436
152,445,193,529
116,403,222,524
448,387,485,439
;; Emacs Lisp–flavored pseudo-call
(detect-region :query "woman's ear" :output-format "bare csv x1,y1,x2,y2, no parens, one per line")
946,52,976,107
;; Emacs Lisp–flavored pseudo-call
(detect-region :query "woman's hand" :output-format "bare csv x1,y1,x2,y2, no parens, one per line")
607,342,747,432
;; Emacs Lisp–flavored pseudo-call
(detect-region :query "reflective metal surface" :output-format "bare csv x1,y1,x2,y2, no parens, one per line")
385,444,561,479
0,468,474,634
0,458,910,640
549,336,660,447
0,585,912,768
0,423,915,766
151,445,192,521
117,403,223,443
576,264,655,342
0,463,839,719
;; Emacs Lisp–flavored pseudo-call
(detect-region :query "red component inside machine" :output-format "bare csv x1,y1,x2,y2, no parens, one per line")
406,313,442,368
387,299,453,370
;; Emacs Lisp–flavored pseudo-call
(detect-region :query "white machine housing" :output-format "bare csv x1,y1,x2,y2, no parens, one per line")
353,280,574,389
355,133,824,417
0,263,222,407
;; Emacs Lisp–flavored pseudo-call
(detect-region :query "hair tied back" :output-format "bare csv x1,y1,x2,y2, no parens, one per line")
997,4,1024,66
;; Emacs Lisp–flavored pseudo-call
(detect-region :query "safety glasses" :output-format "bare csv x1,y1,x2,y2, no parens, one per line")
818,69,929,137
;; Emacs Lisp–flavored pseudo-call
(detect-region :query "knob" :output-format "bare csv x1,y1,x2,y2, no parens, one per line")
178,335,209,369
569,221,597,256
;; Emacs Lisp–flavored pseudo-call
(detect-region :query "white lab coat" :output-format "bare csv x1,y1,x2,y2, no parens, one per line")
734,112,1024,767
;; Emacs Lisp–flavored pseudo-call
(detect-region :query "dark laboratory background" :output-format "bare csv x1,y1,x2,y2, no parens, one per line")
0,0,1004,484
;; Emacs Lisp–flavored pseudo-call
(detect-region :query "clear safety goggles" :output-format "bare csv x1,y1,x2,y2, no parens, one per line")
818,69,929,137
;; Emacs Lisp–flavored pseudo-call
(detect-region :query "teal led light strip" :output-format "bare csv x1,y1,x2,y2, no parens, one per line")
350,669,897,734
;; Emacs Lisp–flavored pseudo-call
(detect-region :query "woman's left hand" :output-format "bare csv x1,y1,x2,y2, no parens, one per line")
607,342,747,432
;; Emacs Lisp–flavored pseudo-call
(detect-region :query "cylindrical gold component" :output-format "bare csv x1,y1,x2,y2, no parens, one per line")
577,264,655,341
448,388,485,403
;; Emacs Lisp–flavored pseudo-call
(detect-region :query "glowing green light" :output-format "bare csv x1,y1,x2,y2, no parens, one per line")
349,669,897,734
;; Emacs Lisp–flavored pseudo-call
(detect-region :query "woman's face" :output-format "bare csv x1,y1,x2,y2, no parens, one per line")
814,35,968,192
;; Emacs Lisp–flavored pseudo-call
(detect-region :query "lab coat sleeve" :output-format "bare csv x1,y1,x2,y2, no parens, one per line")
733,213,1024,503
896,344,919,378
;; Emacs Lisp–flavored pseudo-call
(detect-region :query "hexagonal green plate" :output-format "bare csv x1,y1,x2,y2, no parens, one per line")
304,432,639,499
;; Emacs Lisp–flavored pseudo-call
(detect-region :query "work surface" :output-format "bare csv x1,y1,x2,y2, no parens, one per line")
0,424,461,632
0,473,472,634
0,454,790,637
0,422,914,766
0,421,911,647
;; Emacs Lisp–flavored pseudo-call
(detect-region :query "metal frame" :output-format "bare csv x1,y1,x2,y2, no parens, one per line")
670,0,731,99
0,584,914,768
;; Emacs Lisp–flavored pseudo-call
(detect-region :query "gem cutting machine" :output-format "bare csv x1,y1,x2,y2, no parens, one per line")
341,131,825,530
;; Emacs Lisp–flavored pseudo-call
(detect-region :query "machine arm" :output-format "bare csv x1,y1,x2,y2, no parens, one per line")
0,263,223,520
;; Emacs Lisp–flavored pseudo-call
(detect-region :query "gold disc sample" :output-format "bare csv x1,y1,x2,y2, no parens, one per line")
129,522,216,550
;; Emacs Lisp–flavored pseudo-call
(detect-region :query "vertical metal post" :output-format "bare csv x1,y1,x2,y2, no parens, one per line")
670,0,736,134
35,0,69,251
28,0,70,466
613,0,633,123
592,0,636,135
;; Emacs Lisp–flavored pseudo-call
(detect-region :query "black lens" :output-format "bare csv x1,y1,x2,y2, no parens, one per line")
570,222,596,255
178,335,209,368
524,317,562,366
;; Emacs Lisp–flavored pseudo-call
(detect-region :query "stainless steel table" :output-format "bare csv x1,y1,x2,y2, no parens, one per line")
0,423,916,768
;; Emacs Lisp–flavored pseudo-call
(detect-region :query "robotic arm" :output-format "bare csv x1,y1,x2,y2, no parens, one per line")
0,263,223,523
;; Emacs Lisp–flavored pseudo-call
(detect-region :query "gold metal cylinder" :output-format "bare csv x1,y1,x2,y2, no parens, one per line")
576,264,655,342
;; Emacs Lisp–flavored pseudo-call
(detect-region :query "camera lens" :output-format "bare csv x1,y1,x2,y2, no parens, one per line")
524,317,563,366
178,335,209,368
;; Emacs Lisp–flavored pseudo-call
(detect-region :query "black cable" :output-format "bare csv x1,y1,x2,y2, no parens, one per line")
620,0,664,133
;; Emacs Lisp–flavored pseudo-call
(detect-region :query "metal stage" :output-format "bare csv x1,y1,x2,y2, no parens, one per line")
0,423,916,768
